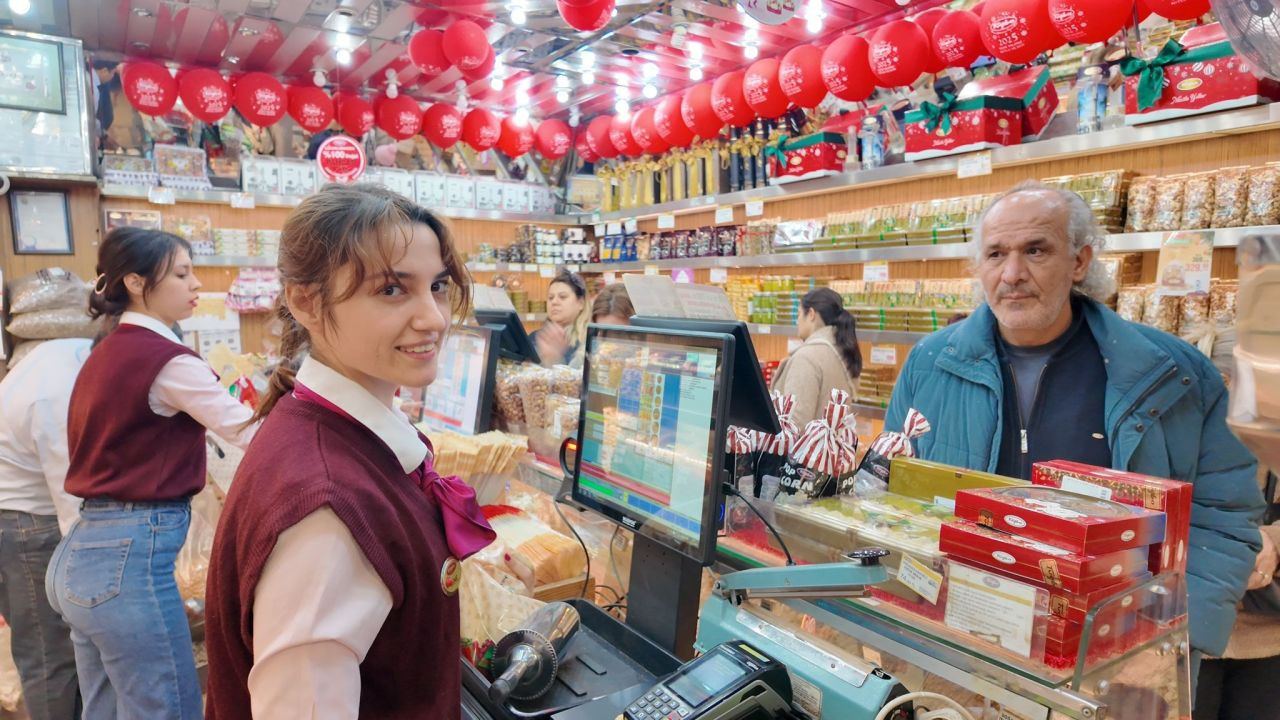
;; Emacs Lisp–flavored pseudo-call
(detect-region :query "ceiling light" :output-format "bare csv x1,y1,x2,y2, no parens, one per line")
514,107,530,125
581,50,595,67
556,89,570,103
643,63,658,79
612,8,617,17
490,76,504,90
806,16,822,33
744,44,759,59
690,66,703,81
616,85,630,99
688,42,704,60
615,99,630,117
335,47,352,65
642,83,658,99
556,75,570,88
8,0,31,13
581,70,595,85
511,6,526,25
313,69,326,87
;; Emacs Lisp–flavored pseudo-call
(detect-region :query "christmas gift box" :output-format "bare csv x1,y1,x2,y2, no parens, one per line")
903,92,1024,162
888,457,1027,504
763,131,848,185
954,486,1166,556
940,520,1149,594
1121,23,1280,125
956,65,1060,140
1032,460,1192,574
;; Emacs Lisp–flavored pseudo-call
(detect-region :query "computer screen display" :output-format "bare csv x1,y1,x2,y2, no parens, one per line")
572,325,734,563
419,325,497,435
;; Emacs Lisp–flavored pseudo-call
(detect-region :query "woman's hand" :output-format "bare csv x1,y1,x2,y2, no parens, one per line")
536,323,570,366
1248,528,1278,590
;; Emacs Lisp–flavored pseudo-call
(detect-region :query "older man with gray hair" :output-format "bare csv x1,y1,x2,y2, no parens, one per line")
886,181,1264,661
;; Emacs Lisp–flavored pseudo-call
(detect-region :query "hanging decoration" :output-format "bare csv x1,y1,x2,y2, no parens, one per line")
177,68,231,123
233,71,287,126
287,85,334,133
609,114,644,156
558,0,615,32
681,84,725,141
122,61,177,116
575,131,601,163
461,46,496,81
423,102,463,148
911,8,951,74
376,94,422,140
443,20,490,71
779,44,827,108
655,94,696,148
743,58,789,119
535,118,573,159
932,10,986,68
1048,0,1133,43
630,107,671,154
408,29,451,76
1142,0,1209,20
980,0,1061,64
868,20,930,87
710,71,756,127
462,108,501,151
335,92,374,137
585,115,620,158
498,116,535,157
821,35,875,102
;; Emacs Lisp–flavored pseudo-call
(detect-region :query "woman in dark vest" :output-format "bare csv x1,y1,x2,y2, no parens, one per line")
45,227,257,719
204,183,495,719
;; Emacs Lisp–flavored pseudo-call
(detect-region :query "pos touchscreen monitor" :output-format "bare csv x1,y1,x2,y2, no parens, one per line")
418,325,498,435
571,325,735,564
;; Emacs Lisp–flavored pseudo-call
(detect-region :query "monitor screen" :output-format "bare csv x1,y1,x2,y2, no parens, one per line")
473,308,541,364
572,325,734,563
419,325,497,435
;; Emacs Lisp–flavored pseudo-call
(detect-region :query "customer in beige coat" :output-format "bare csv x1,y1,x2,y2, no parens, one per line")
770,288,863,429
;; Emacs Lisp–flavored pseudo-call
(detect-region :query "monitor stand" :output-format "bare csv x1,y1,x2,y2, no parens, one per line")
626,533,702,661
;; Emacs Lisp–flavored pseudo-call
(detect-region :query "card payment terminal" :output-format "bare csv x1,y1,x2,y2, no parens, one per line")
622,641,793,720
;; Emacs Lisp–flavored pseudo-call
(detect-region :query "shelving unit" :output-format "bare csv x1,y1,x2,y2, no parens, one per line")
193,255,276,268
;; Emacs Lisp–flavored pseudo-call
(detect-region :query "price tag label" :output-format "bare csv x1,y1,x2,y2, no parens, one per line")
566,264,581,273
898,554,943,605
870,345,897,366
709,268,729,284
230,192,256,209
539,266,554,278
522,264,539,273
473,263,496,272
606,222,623,235
624,218,638,233
603,271,617,283
147,186,176,205
714,206,734,224
957,150,993,179
863,261,890,282
745,199,765,217
594,224,606,236
592,213,601,223
757,325,771,335
644,265,659,276
657,214,675,229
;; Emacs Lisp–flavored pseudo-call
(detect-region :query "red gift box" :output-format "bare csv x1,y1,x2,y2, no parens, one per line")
957,65,1060,139
1123,23,1280,125
954,486,1166,555
939,520,1149,594
764,132,848,185
1032,460,1192,574
903,94,1023,162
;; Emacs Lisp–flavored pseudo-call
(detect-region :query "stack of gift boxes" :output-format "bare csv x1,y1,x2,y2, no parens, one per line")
938,462,1191,666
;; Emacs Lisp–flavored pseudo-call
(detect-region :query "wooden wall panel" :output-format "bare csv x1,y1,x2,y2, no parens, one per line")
0,182,102,281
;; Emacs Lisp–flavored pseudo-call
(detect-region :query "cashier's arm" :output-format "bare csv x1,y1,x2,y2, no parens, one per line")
249,508,393,719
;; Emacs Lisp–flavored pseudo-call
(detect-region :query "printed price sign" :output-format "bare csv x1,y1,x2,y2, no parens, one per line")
1156,230,1213,296
709,268,729,284
714,206,734,224
745,199,765,217
957,150,993,179
147,186,176,205
229,192,255,209
863,261,889,282
657,214,675,229
624,218,638,233
870,345,897,365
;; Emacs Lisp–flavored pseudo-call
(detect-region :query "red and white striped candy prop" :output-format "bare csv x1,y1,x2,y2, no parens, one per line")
792,389,859,483
762,391,800,457
869,407,932,459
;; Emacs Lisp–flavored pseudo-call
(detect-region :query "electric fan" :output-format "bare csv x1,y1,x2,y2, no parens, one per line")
1211,0,1280,80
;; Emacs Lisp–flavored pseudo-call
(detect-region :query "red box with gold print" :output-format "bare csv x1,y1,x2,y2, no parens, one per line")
953,486,1166,556
939,520,1149,594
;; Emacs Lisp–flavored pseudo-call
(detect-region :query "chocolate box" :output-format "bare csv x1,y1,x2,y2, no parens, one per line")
903,94,1023,162
957,65,1060,139
1032,460,1192,574
888,457,1027,504
939,520,1149,594
764,132,848,185
954,486,1166,555
1122,23,1280,125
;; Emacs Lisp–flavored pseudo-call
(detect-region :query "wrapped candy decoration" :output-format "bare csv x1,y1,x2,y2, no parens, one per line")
787,389,860,498
845,408,931,495
753,391,804,500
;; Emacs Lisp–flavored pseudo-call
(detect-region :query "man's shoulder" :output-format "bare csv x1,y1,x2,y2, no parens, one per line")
1105,311,1223,381
902,321,972,371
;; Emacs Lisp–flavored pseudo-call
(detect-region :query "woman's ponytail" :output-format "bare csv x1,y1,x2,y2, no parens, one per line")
801,287,862,380
246,305,309,426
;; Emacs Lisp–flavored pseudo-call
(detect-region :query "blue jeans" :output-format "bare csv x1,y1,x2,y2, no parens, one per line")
45,500,200,720
0,511,80,720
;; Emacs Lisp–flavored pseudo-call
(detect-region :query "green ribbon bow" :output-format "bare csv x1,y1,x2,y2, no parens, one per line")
763,133,791,161
1120,40,1187,111
919,92,958,134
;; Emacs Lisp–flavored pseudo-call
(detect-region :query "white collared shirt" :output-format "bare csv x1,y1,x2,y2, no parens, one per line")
249,356,429,719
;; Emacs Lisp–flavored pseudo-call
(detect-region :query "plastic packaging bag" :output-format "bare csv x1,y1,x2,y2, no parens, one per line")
225,268,281,314
9,268,88,314
459,555,544,675
6,307,99,340
176,487,223,603
482,505,587,590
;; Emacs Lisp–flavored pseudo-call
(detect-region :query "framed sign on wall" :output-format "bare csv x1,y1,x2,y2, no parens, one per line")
10,189,72,255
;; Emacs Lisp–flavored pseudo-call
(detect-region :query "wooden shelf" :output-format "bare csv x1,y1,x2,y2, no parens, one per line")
193,255,276,267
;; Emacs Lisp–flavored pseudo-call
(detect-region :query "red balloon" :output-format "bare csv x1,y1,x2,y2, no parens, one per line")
868,21,930,87
121,61,177,116
1048,0,1132,43
462,108,501,151
288,85,333,133
711,71,756,127
234,71,286,126
932,10,986,68
335,93,374,136
408,29,451,76
655,95,696,148
821,35,875,102
177,68,230,123
535,119,573,159
376,95,422,140
681,84,725,141
1143,0,1209,20
1135,0,1153,22
630,107,670,154
609,114,644,156
779,44,827,108
743,58,789,119
980,0,1059,64
585,115,619,158
498,116,535,157
443,21,489,71
460,46,496,81
423,103,463,148
558,0,614,32
575,132,601,163
912,9,950,73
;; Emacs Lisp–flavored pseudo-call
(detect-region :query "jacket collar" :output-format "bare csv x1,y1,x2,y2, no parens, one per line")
803,325,837,347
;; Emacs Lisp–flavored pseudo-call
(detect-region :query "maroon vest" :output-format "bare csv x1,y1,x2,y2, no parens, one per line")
205,394,461,720
65,324,208,501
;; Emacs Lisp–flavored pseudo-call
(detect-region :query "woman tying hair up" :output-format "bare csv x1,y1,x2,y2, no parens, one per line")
204,184,494,718
532,269,589,366
771,287,864,429
46,227,256,719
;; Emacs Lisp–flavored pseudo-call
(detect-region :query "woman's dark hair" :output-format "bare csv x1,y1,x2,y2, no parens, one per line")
802,287,862,379
591,283,634,322
551,269,586,300
89,227,191,343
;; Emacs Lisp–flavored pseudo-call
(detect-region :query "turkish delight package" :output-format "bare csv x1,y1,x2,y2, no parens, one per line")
953,486,1166,555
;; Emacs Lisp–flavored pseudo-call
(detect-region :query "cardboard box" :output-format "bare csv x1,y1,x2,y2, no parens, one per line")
939,520,1149,594
1032,460,1191,573
954,486,1166,555
1123,23,1280,125
414,172,447,208
474,177,504,211
502,182,531,213
445,176,475,209
903,94,1023,162
764,132,847,185
889,457,1027,504
957,65,1060,139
